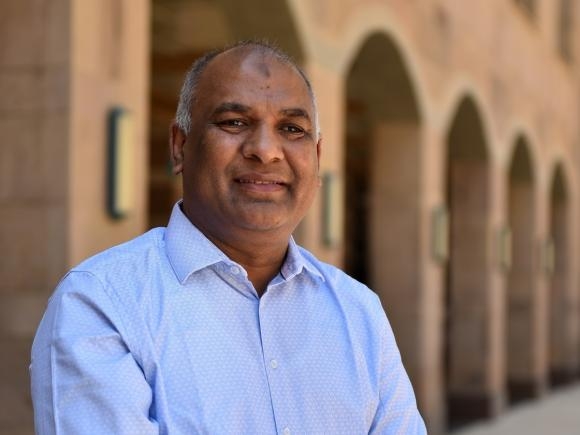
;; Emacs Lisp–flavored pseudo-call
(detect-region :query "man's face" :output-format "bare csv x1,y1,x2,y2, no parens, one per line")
171,48,321,242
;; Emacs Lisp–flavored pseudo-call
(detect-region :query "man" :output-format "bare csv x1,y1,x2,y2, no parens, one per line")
31,41,426,434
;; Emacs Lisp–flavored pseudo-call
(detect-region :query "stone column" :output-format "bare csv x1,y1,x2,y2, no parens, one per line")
68,0,149,265
301,58,345,267
446,156,506,422
0,1,71,433
418,125,447,435
0,1,149,433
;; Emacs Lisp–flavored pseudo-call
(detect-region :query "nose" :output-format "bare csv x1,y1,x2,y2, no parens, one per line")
241,124,284,163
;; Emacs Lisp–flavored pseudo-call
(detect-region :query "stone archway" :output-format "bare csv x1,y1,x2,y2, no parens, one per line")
344,31,422,386
444,96,492,428
506,136,538,402
149,0,304,227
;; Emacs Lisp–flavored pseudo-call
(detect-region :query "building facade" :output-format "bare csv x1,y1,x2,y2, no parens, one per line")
1,0,579,433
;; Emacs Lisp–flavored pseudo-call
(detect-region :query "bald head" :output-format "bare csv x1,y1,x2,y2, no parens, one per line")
174,40,319,138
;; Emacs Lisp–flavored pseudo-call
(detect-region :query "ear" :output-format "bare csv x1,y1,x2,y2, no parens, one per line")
316,137,322,171
170,123,187,175
316,137,323,187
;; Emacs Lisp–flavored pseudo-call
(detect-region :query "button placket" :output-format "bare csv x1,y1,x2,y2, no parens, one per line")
258,291,293,434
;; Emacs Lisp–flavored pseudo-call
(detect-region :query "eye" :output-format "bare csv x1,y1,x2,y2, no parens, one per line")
214,119,247,133
280,124,306,137
218,119,246,127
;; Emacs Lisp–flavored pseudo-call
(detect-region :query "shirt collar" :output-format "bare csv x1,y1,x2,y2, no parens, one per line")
281,237,325,282
164,202,229,284
164,201,324,285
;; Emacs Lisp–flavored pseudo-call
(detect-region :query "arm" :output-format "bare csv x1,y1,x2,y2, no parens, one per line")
369,306,427,435
30,271,159,435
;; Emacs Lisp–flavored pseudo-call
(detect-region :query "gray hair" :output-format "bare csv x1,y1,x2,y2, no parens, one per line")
174,40,320,139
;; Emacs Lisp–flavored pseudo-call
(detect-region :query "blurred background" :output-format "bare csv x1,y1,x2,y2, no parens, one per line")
2,0,580,434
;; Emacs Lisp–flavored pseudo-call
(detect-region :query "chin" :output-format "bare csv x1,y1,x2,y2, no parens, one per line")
234,214,290,233
239,221,286,233
232,204,292,230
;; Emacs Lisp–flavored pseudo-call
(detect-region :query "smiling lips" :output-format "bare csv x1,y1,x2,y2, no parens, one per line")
237,179,284,185
235,175,287,192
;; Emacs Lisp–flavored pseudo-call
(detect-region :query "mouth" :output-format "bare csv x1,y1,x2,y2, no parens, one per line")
234,174,288,193
236,179,286,186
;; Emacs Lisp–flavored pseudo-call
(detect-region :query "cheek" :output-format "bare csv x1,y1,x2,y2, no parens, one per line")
196,137,238,172
303,150,321,177
294,155,321,193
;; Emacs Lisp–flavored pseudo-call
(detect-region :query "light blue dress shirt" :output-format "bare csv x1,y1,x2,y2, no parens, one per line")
31,202,426,434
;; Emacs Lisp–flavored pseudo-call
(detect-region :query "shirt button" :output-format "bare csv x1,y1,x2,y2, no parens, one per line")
230,266,240,275
283,427,291,435
270,359,278,369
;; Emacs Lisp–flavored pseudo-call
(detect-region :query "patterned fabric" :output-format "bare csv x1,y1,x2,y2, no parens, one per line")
31,202,426,435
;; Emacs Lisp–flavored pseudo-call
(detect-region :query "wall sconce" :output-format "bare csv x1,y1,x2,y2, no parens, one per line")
431,205,449,264
107,107,135,219
497,226,512,272
542,237,555,276
321,172,343,247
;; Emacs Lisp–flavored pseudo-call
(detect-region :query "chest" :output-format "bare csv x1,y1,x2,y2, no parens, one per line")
140,286,379,434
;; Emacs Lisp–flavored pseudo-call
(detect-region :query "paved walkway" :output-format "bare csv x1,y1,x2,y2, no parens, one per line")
453,383,580,435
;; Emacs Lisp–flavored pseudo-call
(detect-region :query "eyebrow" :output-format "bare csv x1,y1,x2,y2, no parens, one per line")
280,108,312,123
212,102,250,115
212,102,312,123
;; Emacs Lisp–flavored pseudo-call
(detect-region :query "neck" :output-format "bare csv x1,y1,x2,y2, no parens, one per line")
211,232,289,296
182,204,291,296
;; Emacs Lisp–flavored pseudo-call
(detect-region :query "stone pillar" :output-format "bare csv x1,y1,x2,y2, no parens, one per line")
549,187,578,384
301,58,345,267
418,125,447,435
488,158,508,415
0,1,149,433
369,120,421,384
0,1,71,433
534,174,551,395
68,0,149,265
507,180,543,399
446,157,505,422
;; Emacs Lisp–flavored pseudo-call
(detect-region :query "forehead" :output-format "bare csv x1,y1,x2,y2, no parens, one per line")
195,48,314,112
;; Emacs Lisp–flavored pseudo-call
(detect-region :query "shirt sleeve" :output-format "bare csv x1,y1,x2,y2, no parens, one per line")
369,302,427,435
30,271,159,435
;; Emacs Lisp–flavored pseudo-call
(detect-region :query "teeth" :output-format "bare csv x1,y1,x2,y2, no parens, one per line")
239,179,279,184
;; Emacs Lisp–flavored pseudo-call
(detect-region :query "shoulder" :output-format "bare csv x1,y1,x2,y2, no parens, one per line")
42,228,167,339
67,228,165,284
51,228,167,306
74,228,165,275
32,231,168,375
297,245,385,321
